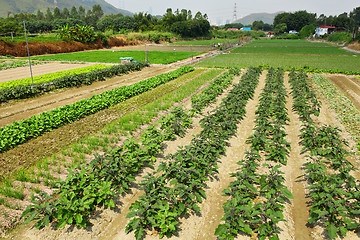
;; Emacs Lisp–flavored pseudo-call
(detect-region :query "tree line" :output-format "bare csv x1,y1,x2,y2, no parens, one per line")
0,5,210,38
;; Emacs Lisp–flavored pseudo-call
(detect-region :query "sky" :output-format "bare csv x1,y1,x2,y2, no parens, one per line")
104,0,359,25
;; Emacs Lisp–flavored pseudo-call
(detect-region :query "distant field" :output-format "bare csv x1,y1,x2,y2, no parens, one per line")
231,46,358,55
0,34,60,43
244,39,331,47
196,54,360,73
168,39,239,46
30,50,204,64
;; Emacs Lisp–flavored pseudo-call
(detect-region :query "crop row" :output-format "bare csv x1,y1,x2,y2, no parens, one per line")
0,62,148,103
215,68,293,240
0,60,44,70
0,66,193,153
21,68,239,229
289,70,360,239
125,67,261,239
191,67,241,114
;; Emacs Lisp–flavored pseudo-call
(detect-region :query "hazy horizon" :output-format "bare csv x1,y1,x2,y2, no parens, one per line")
104,0,359,25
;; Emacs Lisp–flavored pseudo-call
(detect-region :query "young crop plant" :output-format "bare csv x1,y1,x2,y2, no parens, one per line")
191,67,241,114
216,68,293,240
289,69,360,239
159,106,192,141
125,66,262,239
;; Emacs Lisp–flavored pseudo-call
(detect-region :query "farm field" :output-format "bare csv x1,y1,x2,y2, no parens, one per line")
197,39,360,74
3,67,360,240
29,50,204,64
1,39,360,240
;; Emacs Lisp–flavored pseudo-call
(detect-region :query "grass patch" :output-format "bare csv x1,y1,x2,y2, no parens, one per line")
196,54,360,74
30,50,204,64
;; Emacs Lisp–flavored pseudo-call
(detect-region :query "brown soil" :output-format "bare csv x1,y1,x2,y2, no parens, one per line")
0,65,172,126
327,74,360,111
3,71,360,240
0,62,100,83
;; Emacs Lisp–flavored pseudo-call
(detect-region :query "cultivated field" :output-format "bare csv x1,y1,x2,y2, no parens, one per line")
0,39,360,240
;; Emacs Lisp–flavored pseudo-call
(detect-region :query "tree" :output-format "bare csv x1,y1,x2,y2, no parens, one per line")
274,23,287,34
62,8,70,19
53,7,62,19
299,24,316,38
36,10,44,20
350,7,360,40
45,8,53,21
274,11,316,31
70,6,79,19
78,6,86,20
92,4,104,20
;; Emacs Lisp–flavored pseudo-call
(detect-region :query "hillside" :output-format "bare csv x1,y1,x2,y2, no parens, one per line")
0,0,132,18
233,12,283,25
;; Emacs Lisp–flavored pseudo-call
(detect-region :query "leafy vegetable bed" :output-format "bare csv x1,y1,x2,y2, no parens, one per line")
0,62,148,103
0,66,193,153
216,68,293,240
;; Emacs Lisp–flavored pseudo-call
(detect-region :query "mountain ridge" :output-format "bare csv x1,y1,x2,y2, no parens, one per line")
0,0,132,18
233,11,284,25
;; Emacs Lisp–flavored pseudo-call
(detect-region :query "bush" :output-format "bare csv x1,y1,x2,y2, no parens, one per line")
328,32,352,44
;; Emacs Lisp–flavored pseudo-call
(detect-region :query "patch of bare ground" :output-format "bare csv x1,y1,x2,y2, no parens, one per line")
6,68,236,240
0,65,172,126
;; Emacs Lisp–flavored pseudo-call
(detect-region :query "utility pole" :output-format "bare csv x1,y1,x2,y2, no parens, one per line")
23,21,34,87
232,3,237,23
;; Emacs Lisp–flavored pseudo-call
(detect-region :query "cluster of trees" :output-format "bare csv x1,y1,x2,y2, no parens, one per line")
0,6,210,39
97,8,210,37
224,21,272,31
273,7,360,39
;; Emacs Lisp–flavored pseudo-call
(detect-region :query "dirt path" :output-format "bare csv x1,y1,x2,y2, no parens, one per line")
0,65,172,126
284,74,313,240
0,62,102,83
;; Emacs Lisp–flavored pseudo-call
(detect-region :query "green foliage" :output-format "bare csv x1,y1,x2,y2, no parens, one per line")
56,24,97,43
327,32,352,43
159,106,192,140
299,24,316,38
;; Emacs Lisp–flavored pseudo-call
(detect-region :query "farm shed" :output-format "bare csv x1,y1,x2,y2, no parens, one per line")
315,25,335,37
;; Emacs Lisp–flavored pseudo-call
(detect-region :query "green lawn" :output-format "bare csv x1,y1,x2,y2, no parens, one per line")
231,46,358,55
196,54,360,73
0,34,60,43
30,50,203,64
